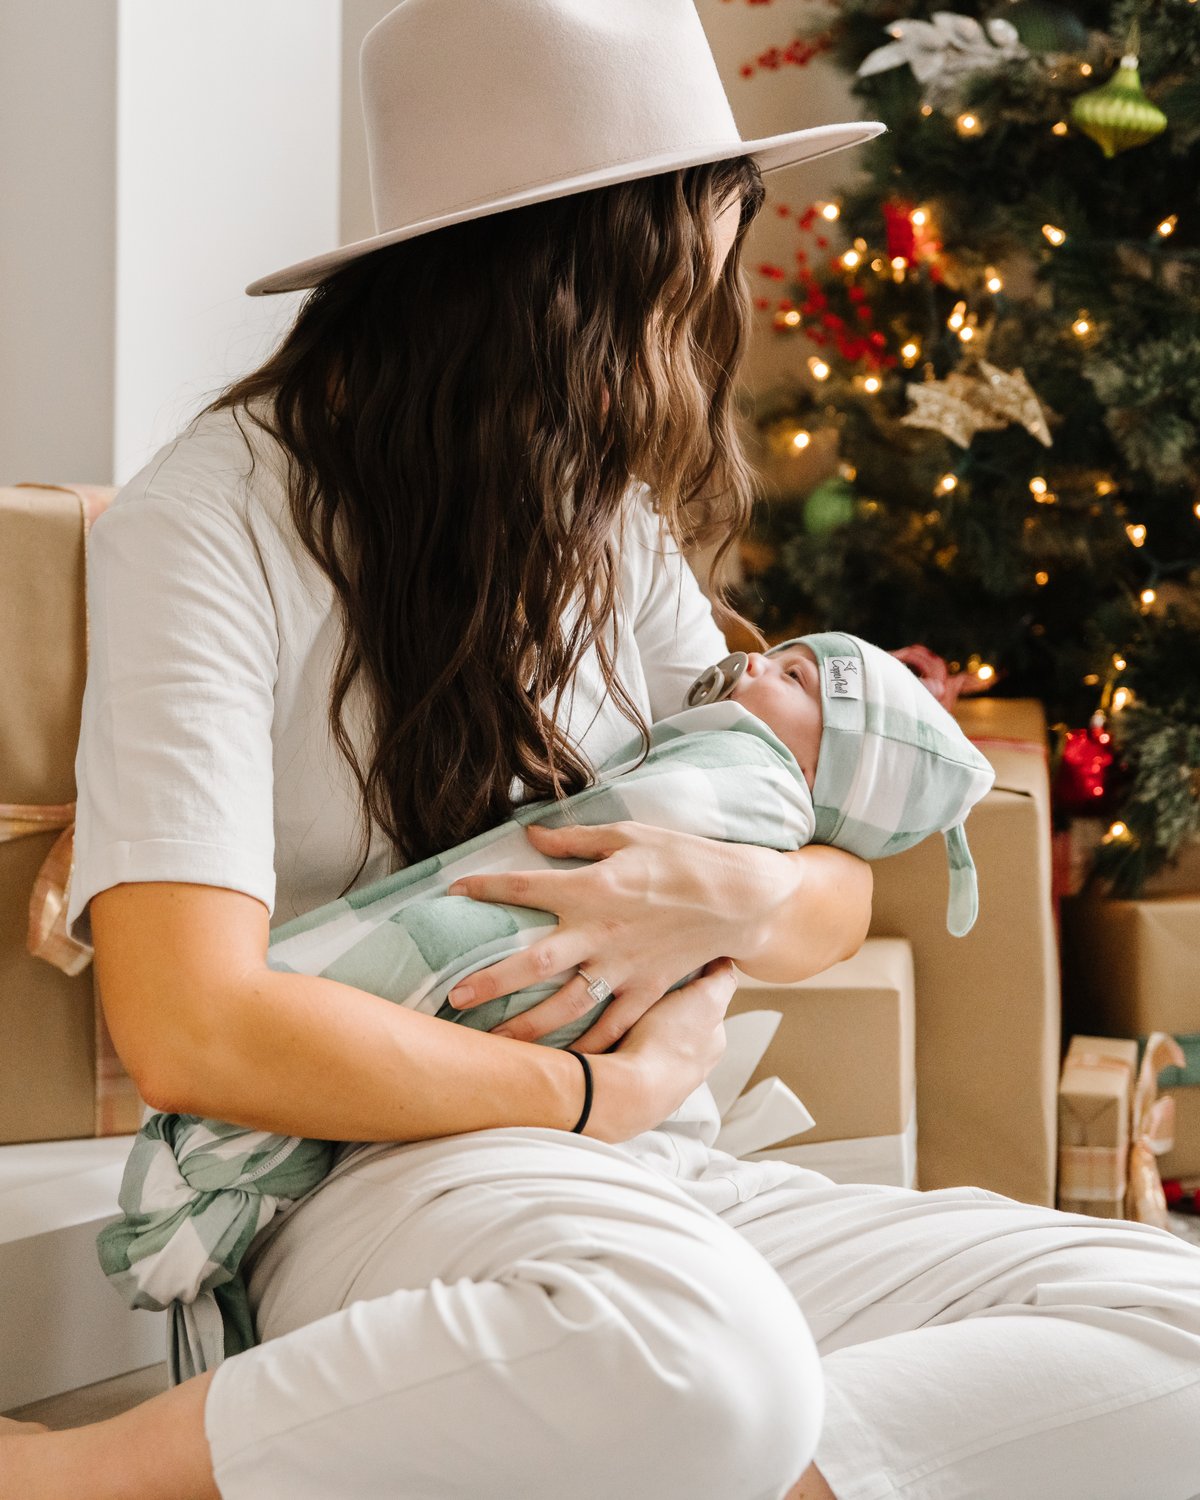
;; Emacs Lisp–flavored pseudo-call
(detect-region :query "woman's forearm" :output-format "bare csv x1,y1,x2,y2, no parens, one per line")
157,965,618,1142
723,843,873,984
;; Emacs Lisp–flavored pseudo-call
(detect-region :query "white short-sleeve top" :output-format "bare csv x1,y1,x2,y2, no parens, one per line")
65,401,730,950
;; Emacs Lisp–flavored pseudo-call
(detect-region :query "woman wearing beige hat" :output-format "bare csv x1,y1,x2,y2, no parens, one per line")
7,3,1200,1498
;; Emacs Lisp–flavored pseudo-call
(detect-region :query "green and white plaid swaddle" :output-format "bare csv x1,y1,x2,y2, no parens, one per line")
95,701,819,1386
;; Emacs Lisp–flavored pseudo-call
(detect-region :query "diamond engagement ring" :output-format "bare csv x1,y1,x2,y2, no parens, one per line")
577,969,614,1005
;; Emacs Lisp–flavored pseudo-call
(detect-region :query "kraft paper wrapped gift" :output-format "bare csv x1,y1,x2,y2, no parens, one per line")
868,696,1059,1206
727,937,917,1188
0,481,146,1144
1061,890,1200,1040
0,1133,164,1410
1057,1034,1138,1217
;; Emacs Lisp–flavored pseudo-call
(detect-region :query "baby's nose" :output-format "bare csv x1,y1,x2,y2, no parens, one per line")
729,653,769,699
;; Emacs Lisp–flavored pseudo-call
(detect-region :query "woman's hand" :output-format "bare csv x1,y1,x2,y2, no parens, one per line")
444,820,872,1051
585,957,736,1142
443,820,750,1052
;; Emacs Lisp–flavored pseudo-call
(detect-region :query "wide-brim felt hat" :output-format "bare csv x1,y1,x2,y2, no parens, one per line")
246,0,885,296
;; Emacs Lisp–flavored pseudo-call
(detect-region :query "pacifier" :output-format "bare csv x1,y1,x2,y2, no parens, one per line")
683,652,750,708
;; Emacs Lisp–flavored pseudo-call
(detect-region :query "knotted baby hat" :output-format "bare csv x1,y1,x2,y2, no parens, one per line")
772,631,997,936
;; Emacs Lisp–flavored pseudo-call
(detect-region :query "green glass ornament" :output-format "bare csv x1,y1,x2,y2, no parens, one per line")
803,478,857,537
1069,55,1168,158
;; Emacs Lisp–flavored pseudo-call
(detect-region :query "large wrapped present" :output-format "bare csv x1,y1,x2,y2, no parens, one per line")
0,482,146,1143
1062,889,1200,1040
727,938,917,1188
869,696,1059,1205
1057,1034,1138,1217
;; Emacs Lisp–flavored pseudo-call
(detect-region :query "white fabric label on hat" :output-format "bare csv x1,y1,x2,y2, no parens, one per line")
824,656,863,700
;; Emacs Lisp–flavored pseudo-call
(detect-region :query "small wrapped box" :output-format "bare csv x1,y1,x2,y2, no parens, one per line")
0,481,146,1144
727,938,916,1188
1057,1035,1139,1217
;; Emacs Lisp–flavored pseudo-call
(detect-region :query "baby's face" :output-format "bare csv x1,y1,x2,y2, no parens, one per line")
728,645,823,789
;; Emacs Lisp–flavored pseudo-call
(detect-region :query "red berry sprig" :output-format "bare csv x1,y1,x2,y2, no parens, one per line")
752,201,900,374
723,26,833,78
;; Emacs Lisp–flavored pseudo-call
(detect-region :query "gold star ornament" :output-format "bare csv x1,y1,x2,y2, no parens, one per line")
900,361,1053,448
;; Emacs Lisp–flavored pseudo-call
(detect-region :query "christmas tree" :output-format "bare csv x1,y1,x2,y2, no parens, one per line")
731,0,1200,894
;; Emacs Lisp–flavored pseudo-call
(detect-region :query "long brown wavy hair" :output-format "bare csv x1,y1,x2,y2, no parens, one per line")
199,154,768,891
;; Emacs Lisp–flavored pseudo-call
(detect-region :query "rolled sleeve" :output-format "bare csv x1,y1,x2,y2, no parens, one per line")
65,490,280,950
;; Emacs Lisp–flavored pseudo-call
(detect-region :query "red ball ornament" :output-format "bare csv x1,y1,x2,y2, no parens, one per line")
1053,713,1117,812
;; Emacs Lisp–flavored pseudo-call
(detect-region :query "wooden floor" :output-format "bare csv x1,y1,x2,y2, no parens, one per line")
2,1362,168,1429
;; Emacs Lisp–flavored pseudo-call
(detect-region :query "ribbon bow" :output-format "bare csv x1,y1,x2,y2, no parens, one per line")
708,1010,816,1157
0,802,88,975
1126,1030,1186,1228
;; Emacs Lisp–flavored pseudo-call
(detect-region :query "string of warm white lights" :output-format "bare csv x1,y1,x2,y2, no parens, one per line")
753,188,1200,753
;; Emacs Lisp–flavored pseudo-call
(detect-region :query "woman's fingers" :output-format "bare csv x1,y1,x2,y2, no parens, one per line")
568,989,661,1053
445,821,632,909
521,820,634,858
446,867,573,910
489,971,621,1044
445,934,583,1009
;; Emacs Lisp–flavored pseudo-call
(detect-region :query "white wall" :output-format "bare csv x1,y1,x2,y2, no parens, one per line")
114,0,342,483
0,0,864,488
699,0,872,394
0,1,118,485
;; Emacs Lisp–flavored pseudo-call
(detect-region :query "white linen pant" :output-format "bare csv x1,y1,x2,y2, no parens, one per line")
202,1092,1200,1500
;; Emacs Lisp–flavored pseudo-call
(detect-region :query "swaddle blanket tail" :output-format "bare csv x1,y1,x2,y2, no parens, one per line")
95,703,817,1384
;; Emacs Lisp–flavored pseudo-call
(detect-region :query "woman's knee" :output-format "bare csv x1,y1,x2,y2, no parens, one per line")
540,1228,825,1499
678,1250,825,1496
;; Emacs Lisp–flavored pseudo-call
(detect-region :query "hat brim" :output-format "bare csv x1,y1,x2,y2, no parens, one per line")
245,119,885,296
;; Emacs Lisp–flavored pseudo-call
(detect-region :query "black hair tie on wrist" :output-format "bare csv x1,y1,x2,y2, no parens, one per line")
566,1049,593,1134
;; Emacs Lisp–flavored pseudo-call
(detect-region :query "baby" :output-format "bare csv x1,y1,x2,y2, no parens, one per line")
681,630,997,937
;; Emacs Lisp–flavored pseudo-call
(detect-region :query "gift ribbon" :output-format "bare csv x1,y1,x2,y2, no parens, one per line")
1069,1050,1135,1075
1139,1031,1200,1091
3,482,116,976
1126,1030,1186,1228
1059,1145,1127,1201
